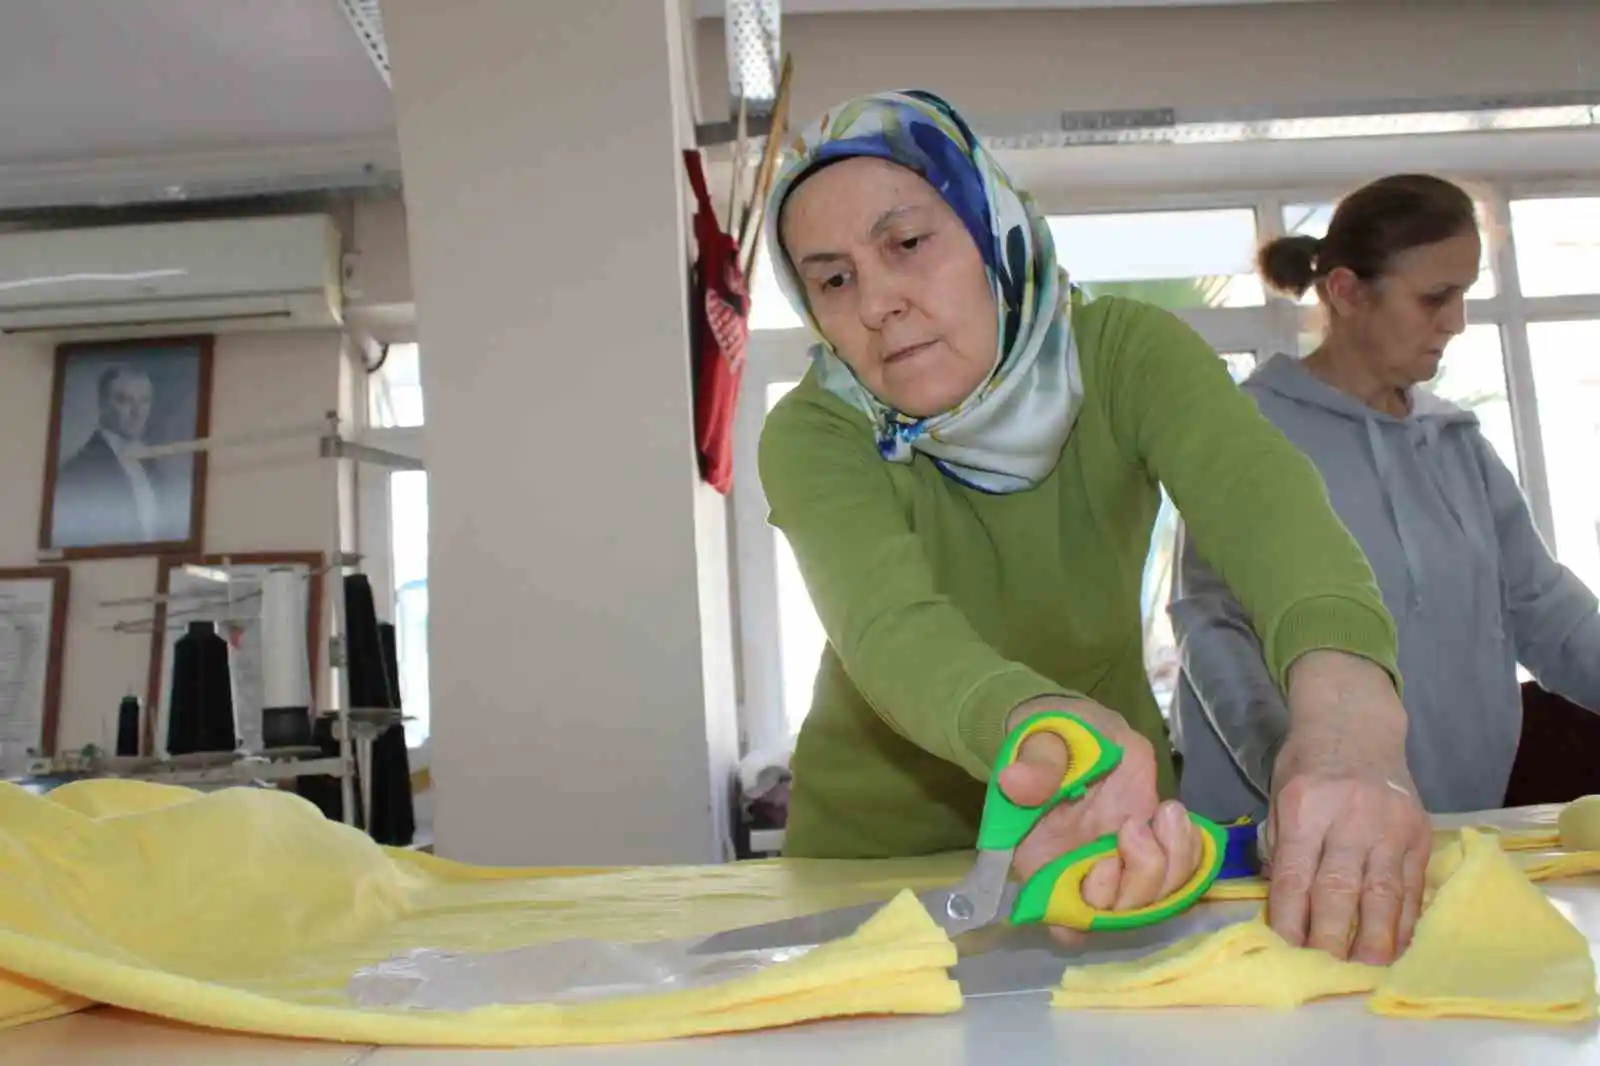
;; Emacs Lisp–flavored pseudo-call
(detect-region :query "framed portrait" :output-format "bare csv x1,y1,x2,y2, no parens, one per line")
38,335,214,560
144,552,323,757
0,566,69,775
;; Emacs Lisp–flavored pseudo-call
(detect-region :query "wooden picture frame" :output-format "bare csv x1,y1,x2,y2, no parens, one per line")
144,552,324,756
0,566,70,765
38,334,214,560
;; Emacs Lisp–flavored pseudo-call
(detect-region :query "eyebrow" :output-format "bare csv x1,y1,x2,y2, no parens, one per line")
795,204,928,268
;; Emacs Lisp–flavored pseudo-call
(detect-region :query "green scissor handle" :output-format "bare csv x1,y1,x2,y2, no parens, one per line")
1010,814,1227,931
975,709,1227,932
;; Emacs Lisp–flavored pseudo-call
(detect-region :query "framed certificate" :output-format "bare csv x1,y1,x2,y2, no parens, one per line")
0,566,70,772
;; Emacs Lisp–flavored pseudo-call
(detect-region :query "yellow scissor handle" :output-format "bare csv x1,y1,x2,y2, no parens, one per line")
1008,813,1228,931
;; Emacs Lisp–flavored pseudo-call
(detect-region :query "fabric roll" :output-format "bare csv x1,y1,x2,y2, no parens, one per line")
166,621,238,756
259,568,310,713
116,695,141,757
368,622,416,848
344,574,394,712
296,577,416,846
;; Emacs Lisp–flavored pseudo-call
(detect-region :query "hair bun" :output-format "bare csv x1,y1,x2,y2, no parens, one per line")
1257,234,1321,298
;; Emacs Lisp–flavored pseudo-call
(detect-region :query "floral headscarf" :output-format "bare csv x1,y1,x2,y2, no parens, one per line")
765,89,1081,494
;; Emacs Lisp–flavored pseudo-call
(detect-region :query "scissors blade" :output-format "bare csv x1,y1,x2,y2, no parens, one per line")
687,851,1019,956
686,888,954,956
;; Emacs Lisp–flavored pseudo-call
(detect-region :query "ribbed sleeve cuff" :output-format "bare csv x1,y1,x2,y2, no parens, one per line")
1269,595,1402,697
952,667,1080,780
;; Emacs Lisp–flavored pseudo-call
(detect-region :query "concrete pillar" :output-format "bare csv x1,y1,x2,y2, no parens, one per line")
384,0,736,866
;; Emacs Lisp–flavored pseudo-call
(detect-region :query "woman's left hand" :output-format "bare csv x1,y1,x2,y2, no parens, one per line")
999,697,1205,945
1262,650,1431,965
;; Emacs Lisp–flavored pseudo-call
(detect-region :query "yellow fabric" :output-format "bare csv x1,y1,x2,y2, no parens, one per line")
1494,827,1562,851
1370,828,1598,1022
1558,795,1600,850
1202,878,1271,901
1055,828,1597,1023
0,781,964,1047
1200,824,1577,903
1520,850,1600,881
1053,916,1381,1009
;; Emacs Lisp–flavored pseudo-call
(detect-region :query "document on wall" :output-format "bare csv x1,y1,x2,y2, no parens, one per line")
0,577,56,773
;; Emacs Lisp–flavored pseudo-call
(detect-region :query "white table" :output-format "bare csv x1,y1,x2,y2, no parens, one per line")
10,805,1599,1065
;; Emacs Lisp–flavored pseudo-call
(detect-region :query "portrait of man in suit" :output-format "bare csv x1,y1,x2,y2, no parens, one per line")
41,337,213,557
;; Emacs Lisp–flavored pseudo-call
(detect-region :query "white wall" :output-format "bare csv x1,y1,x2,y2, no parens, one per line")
345,194,416,340
0,329,346,751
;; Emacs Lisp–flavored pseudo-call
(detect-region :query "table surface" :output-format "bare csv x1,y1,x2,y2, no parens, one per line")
10,804,1600,1065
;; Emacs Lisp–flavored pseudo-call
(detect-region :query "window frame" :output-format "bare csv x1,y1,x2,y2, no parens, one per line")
354,423,428,746
732,177,1600,753
731,329,814,753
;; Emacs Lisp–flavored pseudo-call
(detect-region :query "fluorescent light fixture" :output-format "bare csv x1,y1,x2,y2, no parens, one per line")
979,92,1600,150
337,0,391,89
724,0,782,114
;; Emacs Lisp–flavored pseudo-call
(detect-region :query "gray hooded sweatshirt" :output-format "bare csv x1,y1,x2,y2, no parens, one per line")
1170,352,1600,821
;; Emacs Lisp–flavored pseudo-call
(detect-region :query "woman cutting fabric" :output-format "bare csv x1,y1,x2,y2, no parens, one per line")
1170,173,1600,826
757,89,1431,965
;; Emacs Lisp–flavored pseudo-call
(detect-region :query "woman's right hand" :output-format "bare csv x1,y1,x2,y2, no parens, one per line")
999,698,1204,946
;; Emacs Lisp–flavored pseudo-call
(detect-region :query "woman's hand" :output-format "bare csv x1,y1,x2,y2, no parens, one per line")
1263,651,1431,965
998,697,1203,946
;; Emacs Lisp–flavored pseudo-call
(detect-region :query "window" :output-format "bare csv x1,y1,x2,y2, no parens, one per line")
763,382,826,733
1426,324,1518,482
1510,197,1600,297
750,248,804,332
732,181,1600,755
389,470,431,746
359,344,428,746
1282,202,1496,302
1527,319,1600,596
1143,353,1257,717
368,343,425,428
1049,209,1265,308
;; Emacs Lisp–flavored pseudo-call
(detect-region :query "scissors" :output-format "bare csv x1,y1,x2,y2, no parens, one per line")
693,710,1228,955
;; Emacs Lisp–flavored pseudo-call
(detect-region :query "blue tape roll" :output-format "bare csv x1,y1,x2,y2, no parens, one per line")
1218,819,1261,880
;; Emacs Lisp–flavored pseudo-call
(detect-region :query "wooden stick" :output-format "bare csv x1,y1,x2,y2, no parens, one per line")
726,94,748,229
738,53,795,282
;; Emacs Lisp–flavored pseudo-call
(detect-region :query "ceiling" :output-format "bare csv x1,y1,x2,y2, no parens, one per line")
0,0,1327,172
0,1,1588,213
0,0,393,168
693,0,1319,13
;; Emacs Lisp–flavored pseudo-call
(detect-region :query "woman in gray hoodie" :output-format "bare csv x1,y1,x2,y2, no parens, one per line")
1171,173,1600,825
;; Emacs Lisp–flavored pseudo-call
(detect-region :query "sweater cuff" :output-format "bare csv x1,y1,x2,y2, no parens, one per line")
1269,595,1402,697
952,666,1080,780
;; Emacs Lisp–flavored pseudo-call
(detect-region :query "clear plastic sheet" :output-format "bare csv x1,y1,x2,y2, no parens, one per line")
348,938,818,1010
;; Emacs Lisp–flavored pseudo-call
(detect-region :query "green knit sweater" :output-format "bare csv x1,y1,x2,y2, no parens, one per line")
758,294,1399,859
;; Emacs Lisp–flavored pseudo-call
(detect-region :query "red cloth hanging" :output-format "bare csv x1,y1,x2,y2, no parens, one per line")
683,148,748,495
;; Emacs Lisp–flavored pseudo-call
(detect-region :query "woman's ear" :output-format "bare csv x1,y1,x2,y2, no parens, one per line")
1321,266,1367,319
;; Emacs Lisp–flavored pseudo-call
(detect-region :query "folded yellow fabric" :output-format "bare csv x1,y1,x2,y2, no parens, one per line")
1496,827,1562,852
1519,850,1600,881
1370,828,1599,1022
0,781,964,1047
1053,915,1381,1009
1056,828,1596,1023
1201,824,1582,904
1202,877,1269,902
